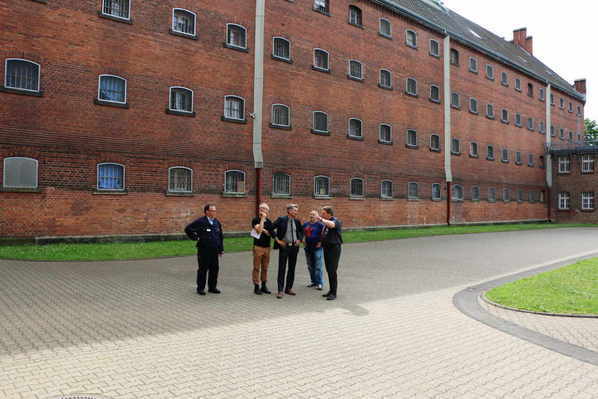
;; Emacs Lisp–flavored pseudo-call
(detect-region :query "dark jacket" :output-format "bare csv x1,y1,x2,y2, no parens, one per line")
185,216,224,253
272,215,304,249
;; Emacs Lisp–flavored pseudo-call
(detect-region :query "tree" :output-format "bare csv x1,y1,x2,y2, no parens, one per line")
585,119,598,144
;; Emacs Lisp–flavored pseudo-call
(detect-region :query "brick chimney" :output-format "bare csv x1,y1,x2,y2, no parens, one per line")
511,28,533,54
574,79,586,94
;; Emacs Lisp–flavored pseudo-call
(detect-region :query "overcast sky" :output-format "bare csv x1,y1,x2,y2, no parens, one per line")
446,0,595,121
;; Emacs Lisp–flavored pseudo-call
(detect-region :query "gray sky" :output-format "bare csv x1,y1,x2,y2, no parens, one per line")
446,0,595,121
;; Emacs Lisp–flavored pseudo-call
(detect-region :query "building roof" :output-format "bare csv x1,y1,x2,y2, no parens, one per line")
372,0,585,102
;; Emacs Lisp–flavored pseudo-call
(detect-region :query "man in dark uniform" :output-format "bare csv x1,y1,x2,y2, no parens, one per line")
272,204,304,299
185,203,224,296
319,206,343,301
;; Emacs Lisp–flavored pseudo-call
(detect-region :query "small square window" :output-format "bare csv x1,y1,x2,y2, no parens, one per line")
313,49,330,71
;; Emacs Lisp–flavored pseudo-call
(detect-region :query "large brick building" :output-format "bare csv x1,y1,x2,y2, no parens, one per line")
0,0,587,239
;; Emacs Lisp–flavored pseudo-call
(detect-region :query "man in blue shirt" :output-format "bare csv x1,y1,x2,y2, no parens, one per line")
302,210,325,290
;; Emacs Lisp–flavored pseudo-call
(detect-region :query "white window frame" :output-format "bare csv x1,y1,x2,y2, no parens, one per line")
405,29,417,48
558,192,570,210
379,123,392,144
500,71,509,86
2,157,38,189
452,184,464,201
272,172,292,196
429,39,440,57
96,162,125,191
429,84,440,102
379,69,392,89
432,183,442,200
430,134,441,151
486,103,494,118
406,129,417,147
224,169,246,194
451,92,460,108
348,5,362,26
223,95,245,120
468,57,478,73
471,186,480,201
502,188,510,202
4,58,41,93
312,111,329,133
406,78,417,96
501,109,509,123
98,74,127,104
313,48,330,71
271,104,291,128
381,180,393,199
168,86,194,113
485,64,494,80
172,8,197,37
469,97,478,114
314,175,331,198
582,155,594,173
558,156,571,173
347,118,363,138
469,142,478,157
168,166,193,193
581,192,595,210
451,138,460,154
488,188,497,202
515,78,521,91
350,178,365,198
272,36,291,61
379,18,392,37
101,0,131,21
348,59,363,80
226,23,247,49
407,182,419,199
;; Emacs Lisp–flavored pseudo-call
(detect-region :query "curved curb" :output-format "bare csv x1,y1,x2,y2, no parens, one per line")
481,293,598,319
453,251,598,367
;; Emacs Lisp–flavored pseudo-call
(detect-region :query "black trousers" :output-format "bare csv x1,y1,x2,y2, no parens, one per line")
277,245,299,292
323,244,342,295
196,249,219,291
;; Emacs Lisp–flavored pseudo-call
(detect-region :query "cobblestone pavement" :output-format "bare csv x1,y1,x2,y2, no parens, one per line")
1,228,597,399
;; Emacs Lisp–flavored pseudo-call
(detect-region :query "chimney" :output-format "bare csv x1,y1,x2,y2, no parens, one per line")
511,28,533,55
574,79,586,94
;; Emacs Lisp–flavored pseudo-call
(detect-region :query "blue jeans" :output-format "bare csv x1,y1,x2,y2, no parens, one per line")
304,246,324,286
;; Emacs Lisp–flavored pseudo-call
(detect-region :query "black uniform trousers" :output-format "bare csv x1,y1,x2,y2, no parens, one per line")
323,244,342,295
277,245,299,292
197,248,219,292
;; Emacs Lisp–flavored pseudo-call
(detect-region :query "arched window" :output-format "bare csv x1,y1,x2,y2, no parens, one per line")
379,18,391,37
348,6,362,26
501,109,509,123
271,104,290,128
314,0,329,14
406,78,417,96
102,0,130,20
348,118,362,138
469,98,478,114
313,111,328,133
429,85,440,102
3,157,38,189
381,180,393,199
172,9,196,36
502,188,510,202
379,124,392,144
224,170,245,194
272,37,291,61
4,59,40,92
313,49,330,71
452,185,464,201
405,30,417,48
379,69,392,89
226,24,247,49
224,95,245,120
272,172,291,196
350,178,364,197
168,167,192,193
169,87,193,113
486,103,494,118
98,74,127,104
348,60,363,80
314,175,330,197
97,163,125,190
469,142,478,157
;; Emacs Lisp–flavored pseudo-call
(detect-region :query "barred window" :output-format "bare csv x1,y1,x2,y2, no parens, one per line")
313,111,328,133
517,189,524,202
558,192,570,210
430,85,440,102
488,187,497,202
98,75,126,103
469,142,478,157
379,18,391,37
450,49,459,65
528,191,535,203
550,94,555,105
472,186,480,201
2,157,38,189
452,185,464,201
349,60,363,79
408,182,418,199
500,71,508,86
314,175,330,197
348,118,362,138
485,64,494,80
451,92,460,108
432,183,441,200
429,40,440,57
348,5,362,26
515,152,522,164
272,173,291,196
560,97,565,108
501,109,509,123
405,30,417,47
551,126,556,137
273,37,291,60
314,0,329,13
486,104,494,118
515,78,521,91
468,57,478,73
168,167,192,193
350,178,364,197
528,153,534,167
560,128,565,139
226,24,247,49
406,78,417,96
381,180,393,198
379,124,392,143
451,138,460,154
487,145,495,160
225,170,245,194
558,156,571,173
527,83,533,97
379,69,392,88
539,87,545,101
582,192,595,210
4,59,40,92
102,0,130,20
569,102,573,113
224,95,244,120
406,129,417,147
527,117,534,131
582,155,594,173
169,87,193,113
539,121,545,134
172,9,196,36
313,49,329,71
501,149,509,163
97,163,124,190
515,113,522,127
469,98,478,114
430,134,440,151
271,104,290,127
502,188,510,202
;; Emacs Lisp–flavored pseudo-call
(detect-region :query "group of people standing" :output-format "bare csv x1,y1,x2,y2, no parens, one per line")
185,203,343,301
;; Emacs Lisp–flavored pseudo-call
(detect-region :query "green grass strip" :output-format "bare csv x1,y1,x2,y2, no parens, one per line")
0,223,595,261
486,258,598,315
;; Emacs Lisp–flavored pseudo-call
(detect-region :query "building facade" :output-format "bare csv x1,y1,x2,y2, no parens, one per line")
0,0,587,238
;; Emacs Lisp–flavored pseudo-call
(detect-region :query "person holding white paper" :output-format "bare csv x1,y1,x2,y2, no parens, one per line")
250,203,275,295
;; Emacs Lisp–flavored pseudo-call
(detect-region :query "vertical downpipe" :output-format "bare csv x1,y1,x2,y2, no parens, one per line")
253,0,265,213
545,84,552,221
443,34,453,225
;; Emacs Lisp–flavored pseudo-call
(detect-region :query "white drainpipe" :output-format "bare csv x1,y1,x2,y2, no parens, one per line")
252,0,265,169
545,84,552,188
443,35,452,184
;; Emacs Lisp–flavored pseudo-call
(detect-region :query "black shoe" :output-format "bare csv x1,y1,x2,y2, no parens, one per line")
322,292,331,297
197,290,206,296
307,283,316,288
208,288,221,294
326,294,337,301
254,284,262,295
261,282,271,294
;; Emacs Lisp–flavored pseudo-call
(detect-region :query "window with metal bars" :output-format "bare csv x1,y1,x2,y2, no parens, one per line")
172,9,195,36
451,138,460,154
405,30,417,47
227,24,247,49
271,104,290,127
406,130,417,147
472,186,480,201
468,57,478,73
429,40,439,57
103,0,130,19
225,170,245,193
272,173,291,196
4,59,40,92
450,49,459,65
407,182,418,199
348,6,362,26
273,37,291,60
429,85,440,102
379,124,392,143
381,180,393,198
350,178,364,197
2,157,38,189
452,185,464,201
558,156,571,173
582,192,595,210
348,118,362,138
582,155,595,173
379,19,391,37
379,69,392,88
168,167,192,193
314,176,330,197
97,163,124,190
169,87,193,113
348,60,363,79
98,75,126,103
406,78,417,96
224,96,244,120
313,111,328,133
313,49,329,71
432,183,441,200
313,0,329,14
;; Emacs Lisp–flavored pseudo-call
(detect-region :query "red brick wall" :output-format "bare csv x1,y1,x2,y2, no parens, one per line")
0,0,584,238
552,153,598,223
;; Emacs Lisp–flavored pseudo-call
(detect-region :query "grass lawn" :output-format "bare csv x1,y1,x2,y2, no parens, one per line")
485,258,598,315
0,223,595,262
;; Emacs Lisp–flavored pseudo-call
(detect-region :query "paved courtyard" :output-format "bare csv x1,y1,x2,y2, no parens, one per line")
0,228,597,398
